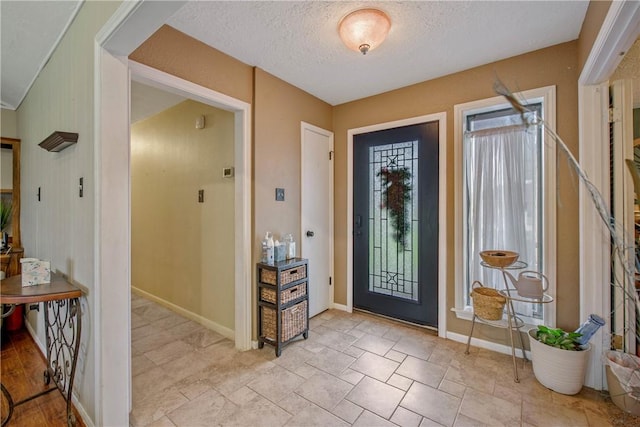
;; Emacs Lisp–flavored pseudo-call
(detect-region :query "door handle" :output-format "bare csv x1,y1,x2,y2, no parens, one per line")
354,214,363,236
306,230,314,237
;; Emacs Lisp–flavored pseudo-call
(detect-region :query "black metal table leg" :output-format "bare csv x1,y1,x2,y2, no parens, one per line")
1,274,83,426
1,383,14,427
45,298,81,427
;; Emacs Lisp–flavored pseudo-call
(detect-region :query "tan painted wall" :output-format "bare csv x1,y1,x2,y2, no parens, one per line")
1,108,18,138
130,25,253,104
132,100,236,330
15,1,122,422
578,1,611,73
253,67,333,332
253,67,333,261
333,41,581,340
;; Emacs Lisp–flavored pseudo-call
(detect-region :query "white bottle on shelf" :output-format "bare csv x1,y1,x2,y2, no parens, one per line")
265,232,274,264
283,233,296,259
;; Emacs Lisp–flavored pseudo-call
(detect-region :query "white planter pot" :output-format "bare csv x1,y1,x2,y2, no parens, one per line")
528,329,591,395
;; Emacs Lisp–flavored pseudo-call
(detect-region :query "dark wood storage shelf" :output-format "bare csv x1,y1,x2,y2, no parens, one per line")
257,258,309,356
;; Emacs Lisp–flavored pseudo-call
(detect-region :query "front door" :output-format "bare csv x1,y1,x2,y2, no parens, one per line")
353,122,439,326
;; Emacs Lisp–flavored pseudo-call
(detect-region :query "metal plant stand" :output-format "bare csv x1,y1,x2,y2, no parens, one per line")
465,261,553,382
1,274,82,426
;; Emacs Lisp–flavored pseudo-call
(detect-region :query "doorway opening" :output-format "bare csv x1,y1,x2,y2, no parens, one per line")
128,60,252,348
130,79,237,339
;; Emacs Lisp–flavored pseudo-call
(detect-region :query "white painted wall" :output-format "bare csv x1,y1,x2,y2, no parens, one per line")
16,1,121,423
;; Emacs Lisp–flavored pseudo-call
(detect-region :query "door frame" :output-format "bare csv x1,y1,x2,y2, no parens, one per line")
300,122,335,313
95,1,252,423
579,0,640,390
610,79,635,353
346,113,447,337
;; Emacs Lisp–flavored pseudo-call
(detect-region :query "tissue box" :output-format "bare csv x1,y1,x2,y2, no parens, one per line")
20,258,51,287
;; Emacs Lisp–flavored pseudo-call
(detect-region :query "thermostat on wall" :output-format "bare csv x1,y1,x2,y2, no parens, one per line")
222,167,234,178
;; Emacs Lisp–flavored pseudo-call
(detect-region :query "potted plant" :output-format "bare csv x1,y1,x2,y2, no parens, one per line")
0,199,12,249
528,326,591,395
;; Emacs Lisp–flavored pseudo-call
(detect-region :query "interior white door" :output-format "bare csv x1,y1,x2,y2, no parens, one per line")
301,122,334,317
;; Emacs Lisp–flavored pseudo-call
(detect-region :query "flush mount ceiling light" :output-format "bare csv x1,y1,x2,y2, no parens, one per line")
338,8,391,55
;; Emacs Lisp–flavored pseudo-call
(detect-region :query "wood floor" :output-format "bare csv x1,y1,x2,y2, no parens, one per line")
1,325,85,427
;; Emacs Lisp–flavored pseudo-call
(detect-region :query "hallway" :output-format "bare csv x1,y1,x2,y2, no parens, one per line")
130,292,638,426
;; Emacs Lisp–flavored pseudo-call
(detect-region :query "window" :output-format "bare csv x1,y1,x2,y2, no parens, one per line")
453,86,557,326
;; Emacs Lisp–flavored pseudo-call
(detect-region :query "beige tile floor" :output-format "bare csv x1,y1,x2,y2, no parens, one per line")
130,292,639,427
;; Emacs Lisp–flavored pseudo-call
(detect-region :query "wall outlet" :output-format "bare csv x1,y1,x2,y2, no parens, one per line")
275,188,285,201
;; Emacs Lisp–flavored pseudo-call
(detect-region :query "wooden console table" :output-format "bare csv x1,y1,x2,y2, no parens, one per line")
1,273,82,426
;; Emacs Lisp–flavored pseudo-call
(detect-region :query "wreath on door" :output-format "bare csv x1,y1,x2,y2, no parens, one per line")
378,167,412,249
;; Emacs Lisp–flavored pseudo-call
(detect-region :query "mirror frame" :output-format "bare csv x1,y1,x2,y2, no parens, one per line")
1,136,21,248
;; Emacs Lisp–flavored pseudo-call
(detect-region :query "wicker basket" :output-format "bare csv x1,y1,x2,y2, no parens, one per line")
261,265,307,287
479,250,519,268
261,282,307,305
261,300,307,342
470,281,506,320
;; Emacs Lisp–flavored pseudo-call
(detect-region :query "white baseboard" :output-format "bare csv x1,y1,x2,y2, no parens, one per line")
132,287,235,340
24,320,95,427
446,331,531,359
332,303,351,312
71,395,95,427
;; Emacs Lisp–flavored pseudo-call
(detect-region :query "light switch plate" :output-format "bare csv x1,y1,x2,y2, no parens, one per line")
275,188,285,201
223,167,234,178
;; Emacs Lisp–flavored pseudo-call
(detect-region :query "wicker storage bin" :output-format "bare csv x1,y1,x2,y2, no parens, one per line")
261,265,306,287
470,281,506,320
261,282,307,305
261,300,307,342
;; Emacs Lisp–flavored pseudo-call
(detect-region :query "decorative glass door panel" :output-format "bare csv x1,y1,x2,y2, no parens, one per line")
369,141,419,301
354,122,439,326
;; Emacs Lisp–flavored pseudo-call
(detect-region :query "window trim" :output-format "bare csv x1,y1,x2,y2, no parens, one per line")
453,86,557,327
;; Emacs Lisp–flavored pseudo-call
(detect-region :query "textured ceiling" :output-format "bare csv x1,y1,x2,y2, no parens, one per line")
1,1,590,110
167,1,589,105
611,38,640,107
131,81,186,124
1,0,82,110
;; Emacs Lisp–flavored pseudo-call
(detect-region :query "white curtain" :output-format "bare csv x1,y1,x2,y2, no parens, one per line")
465,125,541,318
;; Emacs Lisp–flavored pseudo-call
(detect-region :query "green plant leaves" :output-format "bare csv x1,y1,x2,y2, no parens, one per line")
378,167,412,249
0,199,12,232
535,325,583,351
